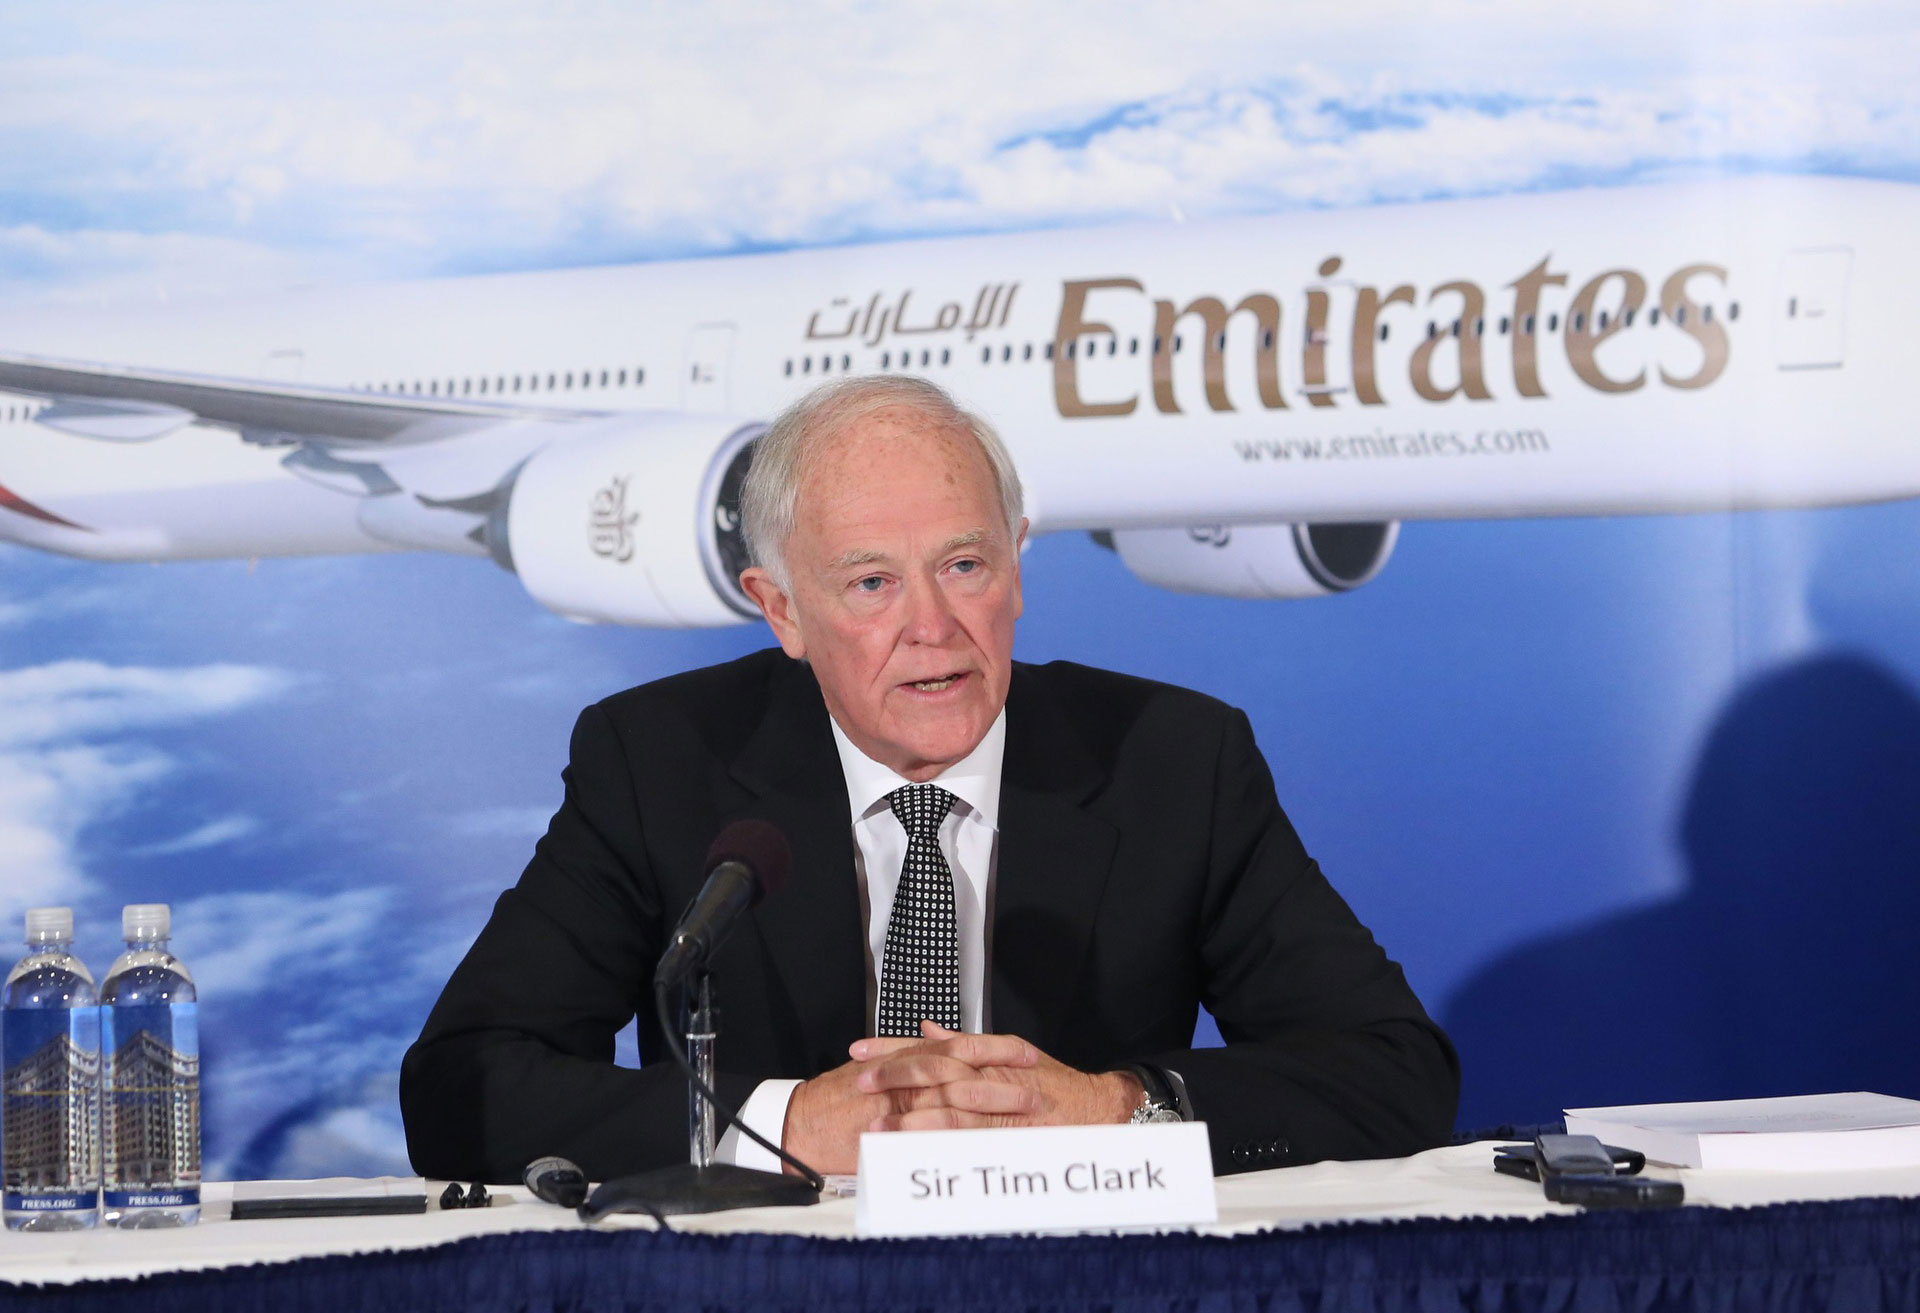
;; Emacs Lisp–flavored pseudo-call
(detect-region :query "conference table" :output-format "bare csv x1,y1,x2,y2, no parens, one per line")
4,1142,1920,1311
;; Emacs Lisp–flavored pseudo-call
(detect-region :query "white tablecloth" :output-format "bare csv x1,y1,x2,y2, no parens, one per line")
5,1142,1920,1287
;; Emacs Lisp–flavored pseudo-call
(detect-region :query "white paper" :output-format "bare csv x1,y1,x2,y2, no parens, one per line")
1566,1092,1920,1136
1565,1092,1920,1169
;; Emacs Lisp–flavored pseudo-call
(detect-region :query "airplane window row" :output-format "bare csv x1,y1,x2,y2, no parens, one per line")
783,340,1075,378
780,300,1742,381
1057,336,1192,359
361,367,646,398
782,345,979,377
4,404,43,422
1425,302,1740,340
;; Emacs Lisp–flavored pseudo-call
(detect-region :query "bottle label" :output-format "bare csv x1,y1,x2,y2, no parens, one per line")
104,1188,200,1209
1,1003,101,1197
2,1190,97,1212
102,1002,200,1192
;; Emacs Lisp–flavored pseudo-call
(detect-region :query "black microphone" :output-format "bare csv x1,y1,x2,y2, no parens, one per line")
653,819,791,987
577,818,820,1220
522,1156,588,1209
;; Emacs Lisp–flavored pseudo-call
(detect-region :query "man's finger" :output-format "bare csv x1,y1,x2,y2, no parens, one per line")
877,1078,1039,1117
929,1078,1039,1116
850,1027,1040,1069
869,1106,1008,1133
848,1035,940,1062
925,1030,1038,1070
854,1053,981,1093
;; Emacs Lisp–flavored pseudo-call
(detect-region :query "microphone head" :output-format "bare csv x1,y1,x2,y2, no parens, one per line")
705,818,792,901
523,1155,588,1208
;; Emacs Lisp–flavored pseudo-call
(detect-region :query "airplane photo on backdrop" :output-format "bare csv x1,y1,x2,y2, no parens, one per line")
0,174,1911,628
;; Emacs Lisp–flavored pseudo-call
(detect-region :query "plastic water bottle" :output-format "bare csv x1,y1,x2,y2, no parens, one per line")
100,904,200,1227
2,907,101,1230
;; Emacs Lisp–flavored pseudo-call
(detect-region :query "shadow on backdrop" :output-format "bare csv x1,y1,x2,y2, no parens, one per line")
1443,652,1920,1128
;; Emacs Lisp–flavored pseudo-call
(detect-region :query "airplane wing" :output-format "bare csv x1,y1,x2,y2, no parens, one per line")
0,351,599,447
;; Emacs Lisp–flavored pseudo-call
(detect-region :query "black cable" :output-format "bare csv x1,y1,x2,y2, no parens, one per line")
653,979,827,1192
628,1197,672,1232
576,1193,673,1231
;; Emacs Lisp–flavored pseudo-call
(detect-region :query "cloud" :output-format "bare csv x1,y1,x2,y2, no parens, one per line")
0,223,368,310
0,660,289,929
442,805,551,839
126,814,261,857
0,660,290,749
180,887,392,998
246,1100,410,1181
2,3,1917,305
171,887,441,1178
0,578,128,631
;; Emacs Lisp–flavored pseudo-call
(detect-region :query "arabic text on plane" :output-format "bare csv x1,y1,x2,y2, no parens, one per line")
805,284,1020,346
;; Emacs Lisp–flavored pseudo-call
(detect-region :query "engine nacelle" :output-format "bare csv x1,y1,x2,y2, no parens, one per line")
1108,521,1398,600
502,414,763,626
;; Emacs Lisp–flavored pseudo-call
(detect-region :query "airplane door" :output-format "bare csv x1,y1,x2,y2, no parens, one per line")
1299,277,1356,404
684,323,735,411
1775,248,1850,370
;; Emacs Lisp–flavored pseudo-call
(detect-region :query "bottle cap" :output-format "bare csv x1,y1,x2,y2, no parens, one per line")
122,903,171,941
25,907,73,944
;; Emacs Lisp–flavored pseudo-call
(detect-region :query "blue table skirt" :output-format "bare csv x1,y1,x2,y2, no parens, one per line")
7,1193,1920,1313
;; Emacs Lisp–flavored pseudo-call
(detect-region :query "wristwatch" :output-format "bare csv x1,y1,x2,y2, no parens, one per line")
1117,1062,1192,1124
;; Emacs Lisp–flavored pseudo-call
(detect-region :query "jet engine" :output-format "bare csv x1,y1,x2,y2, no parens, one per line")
497,414,764,626
1105,521,1399,600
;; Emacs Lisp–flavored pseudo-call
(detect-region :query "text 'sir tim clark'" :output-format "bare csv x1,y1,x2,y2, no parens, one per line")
911,1159,1167,1199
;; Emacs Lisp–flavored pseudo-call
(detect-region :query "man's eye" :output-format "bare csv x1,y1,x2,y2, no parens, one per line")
855,576,886,593
951,559,979,574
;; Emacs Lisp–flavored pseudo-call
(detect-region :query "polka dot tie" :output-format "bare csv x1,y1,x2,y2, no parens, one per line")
877,784,962,1038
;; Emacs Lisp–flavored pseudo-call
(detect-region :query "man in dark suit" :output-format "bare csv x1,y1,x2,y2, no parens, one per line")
402,377,1456,1183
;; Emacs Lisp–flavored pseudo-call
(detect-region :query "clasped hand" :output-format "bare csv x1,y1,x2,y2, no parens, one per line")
781,1021,1140,1174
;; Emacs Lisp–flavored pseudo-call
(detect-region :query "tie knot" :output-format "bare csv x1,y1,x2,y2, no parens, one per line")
889,784,956,839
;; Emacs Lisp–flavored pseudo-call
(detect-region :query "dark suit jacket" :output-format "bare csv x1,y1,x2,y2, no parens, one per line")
401,649,1458,1182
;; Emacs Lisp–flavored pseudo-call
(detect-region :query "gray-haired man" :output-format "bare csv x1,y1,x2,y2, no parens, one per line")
402,376,1457,1181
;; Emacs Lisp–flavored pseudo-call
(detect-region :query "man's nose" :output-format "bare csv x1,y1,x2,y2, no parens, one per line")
901,575,961,643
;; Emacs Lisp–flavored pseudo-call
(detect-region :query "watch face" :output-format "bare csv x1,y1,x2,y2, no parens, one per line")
1132,1103,1182,1124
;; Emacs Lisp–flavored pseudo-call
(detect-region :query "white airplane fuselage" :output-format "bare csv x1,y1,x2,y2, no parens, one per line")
1,175,1913,624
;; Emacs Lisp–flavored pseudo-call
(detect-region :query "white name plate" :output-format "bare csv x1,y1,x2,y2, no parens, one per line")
854,1122,1216,1237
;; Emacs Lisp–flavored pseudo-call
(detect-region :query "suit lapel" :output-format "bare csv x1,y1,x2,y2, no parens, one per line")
730,660,867,1069
991,667,1118,1055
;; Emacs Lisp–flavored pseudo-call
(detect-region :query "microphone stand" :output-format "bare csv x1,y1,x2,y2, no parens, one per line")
577,970,821,1219
688,972,719,1168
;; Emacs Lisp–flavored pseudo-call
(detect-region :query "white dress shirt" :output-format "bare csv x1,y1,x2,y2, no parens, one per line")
714,709,1007,1172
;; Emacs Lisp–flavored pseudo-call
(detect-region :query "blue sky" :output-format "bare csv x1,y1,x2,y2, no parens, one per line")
3,2,1918,1169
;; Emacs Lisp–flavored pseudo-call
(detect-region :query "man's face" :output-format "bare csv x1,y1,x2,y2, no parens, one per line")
741,407,1024,782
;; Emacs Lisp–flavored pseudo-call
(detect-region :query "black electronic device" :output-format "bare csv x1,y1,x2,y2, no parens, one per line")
580,821,823,1222
1492,1142,1647,1183
523,1156,589,1209
1543,1173,1686,1208
232,1192,427,1220
1490,1135,1682,1209
1534,1133,1617,1177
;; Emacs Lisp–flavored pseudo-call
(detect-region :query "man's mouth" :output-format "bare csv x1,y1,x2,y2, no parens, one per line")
906,672,966,692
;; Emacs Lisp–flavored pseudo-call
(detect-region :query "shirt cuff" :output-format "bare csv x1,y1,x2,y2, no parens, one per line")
713,1078,803,1173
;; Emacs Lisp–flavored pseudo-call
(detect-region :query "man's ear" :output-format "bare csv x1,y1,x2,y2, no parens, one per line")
739,567,807,660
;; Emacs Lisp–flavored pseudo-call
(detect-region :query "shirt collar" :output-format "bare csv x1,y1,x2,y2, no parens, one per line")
829,708,1007,831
